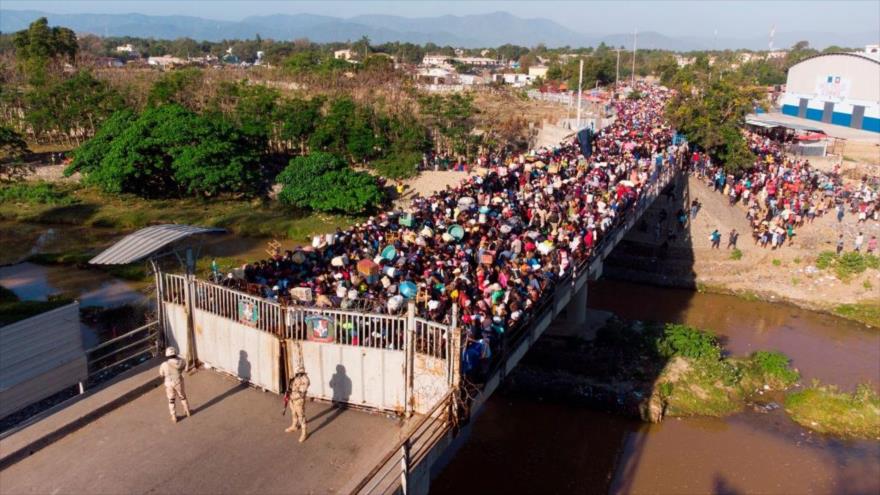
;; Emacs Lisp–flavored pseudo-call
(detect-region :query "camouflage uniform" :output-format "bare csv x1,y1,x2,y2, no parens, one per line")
159,347,191,423
285,368,310,442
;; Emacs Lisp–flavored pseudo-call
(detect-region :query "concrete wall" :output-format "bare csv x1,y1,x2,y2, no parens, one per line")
0,302,87,418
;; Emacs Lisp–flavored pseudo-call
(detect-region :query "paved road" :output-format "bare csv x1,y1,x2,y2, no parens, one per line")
0,371,403,495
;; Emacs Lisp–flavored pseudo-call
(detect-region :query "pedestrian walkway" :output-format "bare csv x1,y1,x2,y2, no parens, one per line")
0,371,404,495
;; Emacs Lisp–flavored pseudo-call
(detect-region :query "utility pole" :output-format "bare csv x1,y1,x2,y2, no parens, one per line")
615,48,621,87
631,29,637,87
576,58,584,129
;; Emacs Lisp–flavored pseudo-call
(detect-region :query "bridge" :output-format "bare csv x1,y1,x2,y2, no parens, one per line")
0,164,682,495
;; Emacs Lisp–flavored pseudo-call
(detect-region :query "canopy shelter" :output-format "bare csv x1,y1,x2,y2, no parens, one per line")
89,224,225,271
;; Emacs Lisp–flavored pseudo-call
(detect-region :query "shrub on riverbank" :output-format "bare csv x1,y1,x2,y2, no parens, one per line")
651,324,800,418
785,384,880,439
814,250,880,281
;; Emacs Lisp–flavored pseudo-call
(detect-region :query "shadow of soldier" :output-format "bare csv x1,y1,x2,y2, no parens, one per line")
310,365,352,436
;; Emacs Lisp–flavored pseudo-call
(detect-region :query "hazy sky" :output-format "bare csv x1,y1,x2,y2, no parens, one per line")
3,1,879,37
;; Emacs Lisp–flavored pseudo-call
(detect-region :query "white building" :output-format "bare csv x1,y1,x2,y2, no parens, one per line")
781,52,879,133
674,55,695,67
528,65,549,79
766,50,788,60
422,54,452,66
147,55,185,68
115,44,134,53
334,49,355,61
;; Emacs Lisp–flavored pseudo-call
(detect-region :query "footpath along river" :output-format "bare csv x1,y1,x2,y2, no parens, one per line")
433,280,880,495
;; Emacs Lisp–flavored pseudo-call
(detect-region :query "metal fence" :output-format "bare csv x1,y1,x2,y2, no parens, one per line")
413,318,449,360
351,391,458,495
82,321,161,391
285,306,408,350
163,273,420,352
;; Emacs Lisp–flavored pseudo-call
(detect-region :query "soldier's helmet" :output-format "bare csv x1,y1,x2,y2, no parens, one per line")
165,347,177,357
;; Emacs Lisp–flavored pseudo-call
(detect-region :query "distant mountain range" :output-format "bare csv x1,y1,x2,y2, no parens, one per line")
2,9,878,51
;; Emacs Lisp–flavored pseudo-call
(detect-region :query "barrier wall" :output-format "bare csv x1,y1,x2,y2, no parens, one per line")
161,274,458,415
193,309,282,393
296,340,406,413
163,302,189,359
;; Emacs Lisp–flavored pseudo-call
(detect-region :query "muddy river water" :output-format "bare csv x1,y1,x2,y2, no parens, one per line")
433,280,880,494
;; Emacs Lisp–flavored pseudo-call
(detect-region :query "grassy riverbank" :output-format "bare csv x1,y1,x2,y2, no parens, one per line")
653,326,800,418
0,182,357,239
785,384,880,440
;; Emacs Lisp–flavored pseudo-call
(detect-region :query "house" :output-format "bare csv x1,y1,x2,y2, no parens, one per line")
334,49,355,61
766,50,788,60
495,73,532,87
115,44,135,53
458,73,486,86
528,65,549,79
147,55,185,68
416,67,455,85
422,54,452,66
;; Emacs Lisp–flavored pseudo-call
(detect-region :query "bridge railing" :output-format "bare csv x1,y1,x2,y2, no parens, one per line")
350,390,458,495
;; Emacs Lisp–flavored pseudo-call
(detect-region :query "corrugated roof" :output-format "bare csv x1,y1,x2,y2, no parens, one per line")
89,224,225,265
745,116,825,134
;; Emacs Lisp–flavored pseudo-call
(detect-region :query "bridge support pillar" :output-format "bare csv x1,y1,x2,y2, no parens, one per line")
565,282,588,325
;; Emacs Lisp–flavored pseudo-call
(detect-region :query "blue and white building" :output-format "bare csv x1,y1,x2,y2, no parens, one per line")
780,49,880,133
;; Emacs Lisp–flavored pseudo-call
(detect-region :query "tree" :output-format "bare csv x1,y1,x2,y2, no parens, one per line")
12,17,77,85
0,126,31,182
666,72,762,173
276,152,382,213
69,105,262,197
147,68,205,109
277,96,324,153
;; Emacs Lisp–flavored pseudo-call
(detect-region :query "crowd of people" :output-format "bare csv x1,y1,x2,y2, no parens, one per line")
216,84,684,374
690,129,879,249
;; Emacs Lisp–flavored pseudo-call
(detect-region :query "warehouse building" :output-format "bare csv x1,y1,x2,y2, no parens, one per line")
780,50,880,133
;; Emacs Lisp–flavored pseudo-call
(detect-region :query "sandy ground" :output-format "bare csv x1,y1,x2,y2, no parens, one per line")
682,176,879,309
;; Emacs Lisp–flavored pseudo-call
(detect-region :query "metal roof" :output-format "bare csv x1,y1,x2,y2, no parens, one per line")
89,224,225,265
745,116,825,134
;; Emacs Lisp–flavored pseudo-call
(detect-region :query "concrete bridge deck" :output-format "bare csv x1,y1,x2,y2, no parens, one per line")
0,371,404,495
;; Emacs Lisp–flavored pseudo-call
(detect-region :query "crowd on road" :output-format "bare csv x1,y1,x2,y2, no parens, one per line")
690,130,879,250
216,83,684,373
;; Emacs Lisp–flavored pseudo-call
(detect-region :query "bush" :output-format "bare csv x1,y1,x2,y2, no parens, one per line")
785,383,880,439
656,323,721,361
815,251,836,270
373,151,421,179
729,248,743,260
749,350,799,388
0,182,75,205
277,152,383,214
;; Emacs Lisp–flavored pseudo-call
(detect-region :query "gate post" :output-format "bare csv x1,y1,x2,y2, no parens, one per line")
404,301,416,417
183,274,198,367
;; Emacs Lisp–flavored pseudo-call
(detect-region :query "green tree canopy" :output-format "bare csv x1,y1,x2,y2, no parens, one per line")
276,152,382,213
69,105,262,197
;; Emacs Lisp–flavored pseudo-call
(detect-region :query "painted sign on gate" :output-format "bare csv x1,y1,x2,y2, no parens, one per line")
238,299,260,326
306,315,334,342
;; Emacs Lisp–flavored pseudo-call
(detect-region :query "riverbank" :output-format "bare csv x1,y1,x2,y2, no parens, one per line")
506,315,878,439
604,174,880,328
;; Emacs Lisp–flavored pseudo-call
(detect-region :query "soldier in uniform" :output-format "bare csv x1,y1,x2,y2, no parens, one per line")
159,347,191,423
284,366,310,442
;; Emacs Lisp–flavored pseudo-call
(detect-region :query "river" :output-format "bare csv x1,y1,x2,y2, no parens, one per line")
432,280,880,494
